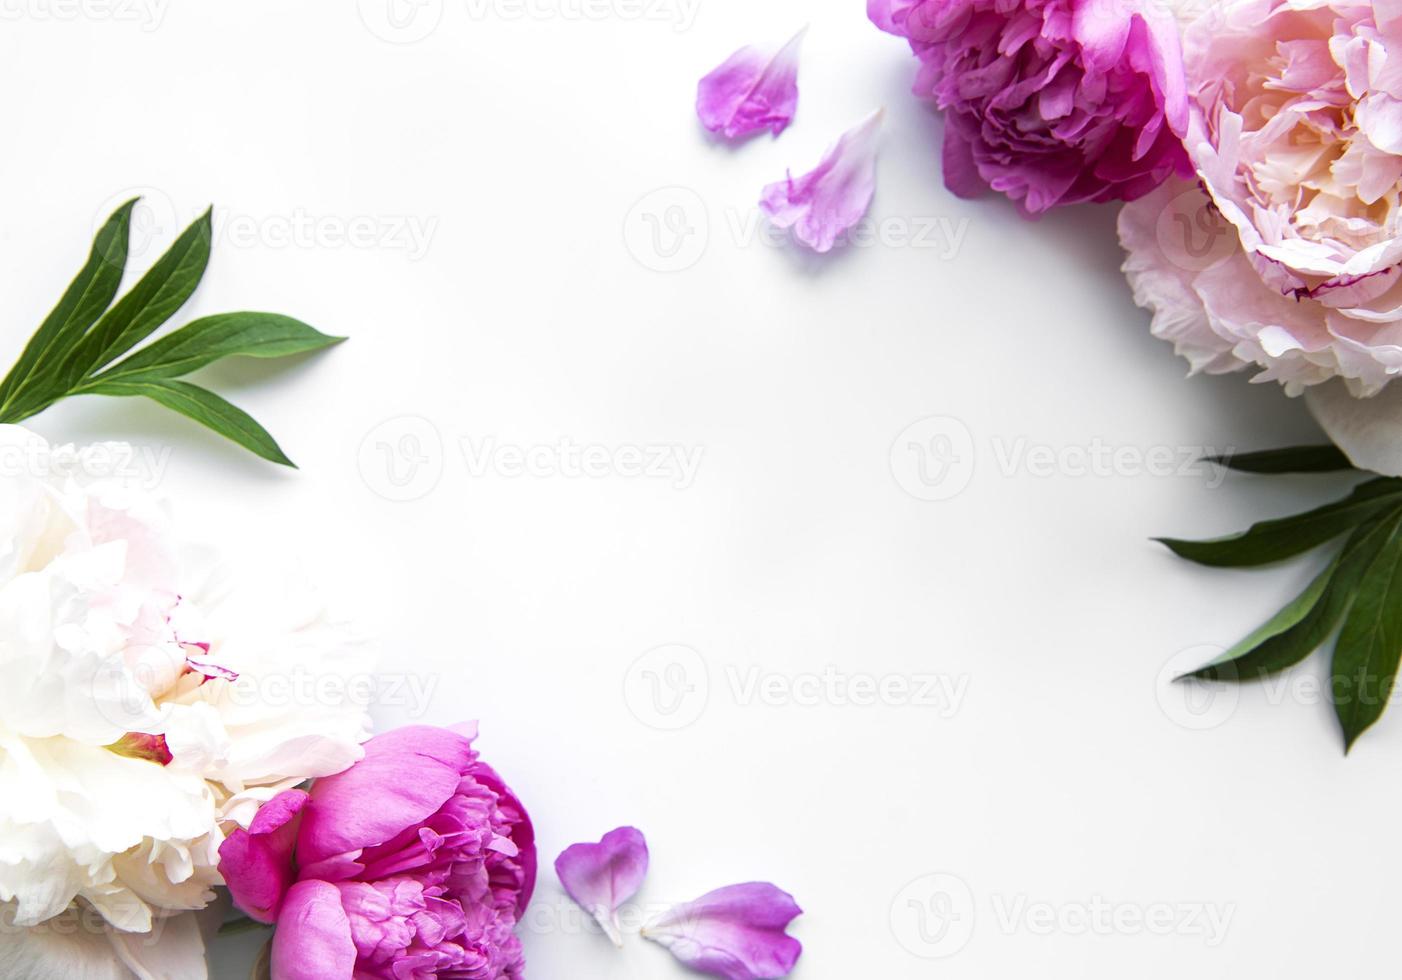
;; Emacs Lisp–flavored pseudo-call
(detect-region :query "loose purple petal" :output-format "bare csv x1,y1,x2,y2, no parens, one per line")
554,827,650,947
697,29,805,141
642,882,802,980
759,109,882,253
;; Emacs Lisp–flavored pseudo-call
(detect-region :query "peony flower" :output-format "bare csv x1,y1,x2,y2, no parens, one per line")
696,29,805,141
869,0,1191,214
642,883,803,980
554,827,649,947
1118,0,1402,473
759,109,883,252
0,425,372,977
219,724,537,980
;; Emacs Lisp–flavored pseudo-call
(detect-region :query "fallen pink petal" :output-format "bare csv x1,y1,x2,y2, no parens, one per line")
642,882,802,980
554,826,650,946
760,109,882,253
697,29,805,141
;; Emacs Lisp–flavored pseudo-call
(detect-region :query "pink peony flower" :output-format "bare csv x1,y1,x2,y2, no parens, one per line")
219,724,536,980
1118,0,1402,474
696,29,805,141
760,109,883,252
869,0,1191,214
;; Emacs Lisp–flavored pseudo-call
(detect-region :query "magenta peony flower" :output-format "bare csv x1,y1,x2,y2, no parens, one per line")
219,724,536,980
869,0,1192,214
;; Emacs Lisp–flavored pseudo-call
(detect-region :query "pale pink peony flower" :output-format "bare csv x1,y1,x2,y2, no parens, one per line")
1118,0,1402,472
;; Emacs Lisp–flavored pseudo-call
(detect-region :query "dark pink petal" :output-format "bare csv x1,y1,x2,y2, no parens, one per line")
296,726,477,871
218,790,309,923
697,29,804,141
469,761,539,915
106,732,173,766
554,827,649,946
643,883,802,980
271,880,357,980
759,109,883,253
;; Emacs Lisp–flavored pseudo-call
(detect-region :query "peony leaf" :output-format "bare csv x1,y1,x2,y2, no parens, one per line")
94,312,344,382
1184,514,1398,681
1204,445,1354,474
57,207,213,383
1331,511,1402,752
84,378,295,467
1155,477,1402,567
0,203,341,464
0,199,135,413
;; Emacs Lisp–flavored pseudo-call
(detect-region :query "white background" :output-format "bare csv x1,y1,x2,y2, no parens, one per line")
1,2,1395,978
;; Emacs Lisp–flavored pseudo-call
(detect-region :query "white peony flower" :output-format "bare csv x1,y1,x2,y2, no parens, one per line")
0,425,372,977
1118,0,1402,472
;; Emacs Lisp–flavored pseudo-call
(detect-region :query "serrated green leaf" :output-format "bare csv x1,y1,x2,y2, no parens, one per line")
86,378,294,467
1156,477,1402,567
92,312,343,383
1204,445,1354,474
55,207,213,386
0,200,135,416
1186,514,1398,680
1331,510,1402,751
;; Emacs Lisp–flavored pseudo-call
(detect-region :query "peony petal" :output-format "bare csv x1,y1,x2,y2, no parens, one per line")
554,827,649,946
642,882,802,980
759,109,882,253
295,726,475,871
697,29,804,141
218,789,309,923
0,908,132,980
270,881,356,980
1306,380,1402,476
108,910,211,980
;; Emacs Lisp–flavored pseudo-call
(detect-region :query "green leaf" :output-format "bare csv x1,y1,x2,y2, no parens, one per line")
1331,510,1402,751
1155,477,1402,567
55,207,213,386
93,312,343,382
86,378,295,467
0,199,135,415
1205,445,1354,474
1185,514,1398,680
